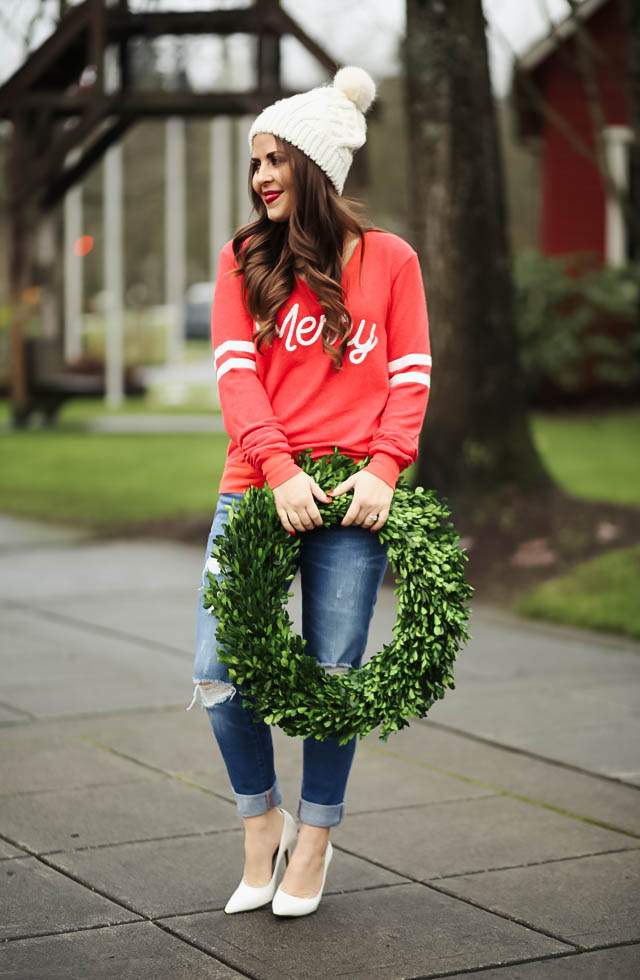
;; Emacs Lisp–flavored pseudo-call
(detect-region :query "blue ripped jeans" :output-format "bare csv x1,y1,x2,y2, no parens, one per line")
192,493,388,827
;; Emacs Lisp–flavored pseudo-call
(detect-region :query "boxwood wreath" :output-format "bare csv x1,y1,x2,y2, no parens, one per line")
202,450,472,746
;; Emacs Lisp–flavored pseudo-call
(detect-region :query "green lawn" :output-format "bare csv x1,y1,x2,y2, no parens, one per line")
522,410,640,638
1,407,640,639
516,545,640,640
0,431,229,528
530,410,640,507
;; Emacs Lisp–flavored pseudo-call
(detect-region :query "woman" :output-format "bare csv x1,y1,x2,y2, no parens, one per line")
190,67,431,917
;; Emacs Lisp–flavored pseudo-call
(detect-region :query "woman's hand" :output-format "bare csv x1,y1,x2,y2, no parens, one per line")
328,469,393,532
272,470,331,534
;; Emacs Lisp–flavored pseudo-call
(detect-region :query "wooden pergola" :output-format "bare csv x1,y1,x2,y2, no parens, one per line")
0,0,337,425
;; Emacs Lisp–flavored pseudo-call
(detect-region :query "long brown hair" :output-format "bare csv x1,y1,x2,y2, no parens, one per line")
232,138,368,370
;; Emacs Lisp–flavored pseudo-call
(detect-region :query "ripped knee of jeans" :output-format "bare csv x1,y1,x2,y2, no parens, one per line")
319,663,352,676
186,680,236,711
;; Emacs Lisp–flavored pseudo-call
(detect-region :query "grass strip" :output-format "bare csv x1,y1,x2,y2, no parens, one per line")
530,410,640,507
516,545,640,640
0,431,229,527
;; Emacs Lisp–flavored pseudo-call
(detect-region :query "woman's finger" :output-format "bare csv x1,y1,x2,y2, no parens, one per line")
298,508,316,530
289,511,306,530
305,502,324,527
292,507,319,531
369,509,389,532
310,480,331,504
277,508,295,534
328,473,357,497
341,497,364,526
343,497,388,528
356,506,379,527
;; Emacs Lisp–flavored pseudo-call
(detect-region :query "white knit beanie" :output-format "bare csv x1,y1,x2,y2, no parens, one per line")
248,66,376,195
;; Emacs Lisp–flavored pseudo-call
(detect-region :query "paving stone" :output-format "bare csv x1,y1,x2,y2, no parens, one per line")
0,779,236,853
0,921,244,979
62,709,232,779
102,716,493,816
0,731,160,794
35,593,197,659
466,944,640,979
345,739,495,813
1,607,191,718
0,540,200,602
382,722,640,836
427,607,640,780
0,516,91,550
0,841,25,860
23,711,640,837
50,830,408,918
2,525,639,978
0,702,32,724
163,882,568,980
332,795,634,881
442,849,640,949
0,857,138,941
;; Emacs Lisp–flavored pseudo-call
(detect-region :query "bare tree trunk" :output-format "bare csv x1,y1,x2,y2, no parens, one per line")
405,0,549,507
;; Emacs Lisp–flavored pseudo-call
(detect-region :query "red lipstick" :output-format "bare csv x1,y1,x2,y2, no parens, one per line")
263,191,282,204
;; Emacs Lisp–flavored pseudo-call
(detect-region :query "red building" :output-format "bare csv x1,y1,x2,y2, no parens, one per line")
514,0,634,270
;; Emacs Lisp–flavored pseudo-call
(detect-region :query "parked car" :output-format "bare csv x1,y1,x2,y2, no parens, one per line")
184,281,216,339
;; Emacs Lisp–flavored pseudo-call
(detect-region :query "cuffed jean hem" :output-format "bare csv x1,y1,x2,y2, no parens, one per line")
233,777,283,818
297,797,345,828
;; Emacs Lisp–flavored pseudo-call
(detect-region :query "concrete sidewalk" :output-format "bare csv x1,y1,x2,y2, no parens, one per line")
1,517,639,979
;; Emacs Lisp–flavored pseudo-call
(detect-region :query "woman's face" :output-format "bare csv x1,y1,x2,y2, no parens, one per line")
251,133,295,222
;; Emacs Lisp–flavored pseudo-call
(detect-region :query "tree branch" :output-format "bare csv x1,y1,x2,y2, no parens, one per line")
23,0,50,57
565,0,620,207
491,7,632,228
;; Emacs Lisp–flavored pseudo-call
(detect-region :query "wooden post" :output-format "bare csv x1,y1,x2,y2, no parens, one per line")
165,116,186,374
8,116,29,426
117,0,130,94
64,151,84,360
104,142,124,407
235,115,252,229
258,27,280,93
210,117,233,279
88,0,105,98
36,216,58,340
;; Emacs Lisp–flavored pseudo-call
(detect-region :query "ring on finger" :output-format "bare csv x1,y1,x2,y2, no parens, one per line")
366,513,378,524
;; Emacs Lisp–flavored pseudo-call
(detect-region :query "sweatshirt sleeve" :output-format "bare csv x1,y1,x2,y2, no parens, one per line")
212,243,300,489
366,251,431,488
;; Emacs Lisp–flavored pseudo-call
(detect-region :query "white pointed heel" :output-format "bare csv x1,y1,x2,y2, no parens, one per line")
272,840,333,917
224,808,298,914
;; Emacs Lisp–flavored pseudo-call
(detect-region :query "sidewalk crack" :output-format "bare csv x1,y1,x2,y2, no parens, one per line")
365,744,640,839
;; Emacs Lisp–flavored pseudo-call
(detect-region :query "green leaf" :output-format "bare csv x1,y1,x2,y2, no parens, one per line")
206,449,471,743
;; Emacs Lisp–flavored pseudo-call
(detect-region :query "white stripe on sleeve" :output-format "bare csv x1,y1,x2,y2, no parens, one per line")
388,353,432,374
216,358,258,382
389,371,431,388
214,340,256,364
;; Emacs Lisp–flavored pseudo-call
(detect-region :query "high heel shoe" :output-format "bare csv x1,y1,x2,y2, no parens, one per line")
272,840,333,917
224,808,297,914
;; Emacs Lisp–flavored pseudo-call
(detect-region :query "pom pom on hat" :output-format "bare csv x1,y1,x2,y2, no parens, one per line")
333,66,376,114
248,65,376,195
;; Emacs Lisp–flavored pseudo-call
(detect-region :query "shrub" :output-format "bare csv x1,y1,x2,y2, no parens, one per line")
513,249,640,401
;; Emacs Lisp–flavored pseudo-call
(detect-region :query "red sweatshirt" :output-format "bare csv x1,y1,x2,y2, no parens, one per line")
212,229,431,493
